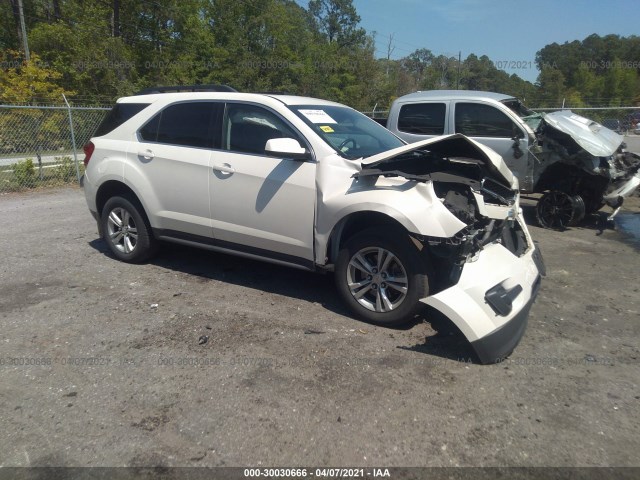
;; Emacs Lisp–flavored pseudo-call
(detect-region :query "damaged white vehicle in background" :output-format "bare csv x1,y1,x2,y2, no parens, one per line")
82,89,545,363
386,90,640,229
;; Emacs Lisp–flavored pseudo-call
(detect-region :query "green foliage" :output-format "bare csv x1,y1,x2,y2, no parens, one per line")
308,0,366,47
536,34,640,106
2,1,639,112
1,156,82,193
12,158,35,187
0,51,74,103
55,156,76,182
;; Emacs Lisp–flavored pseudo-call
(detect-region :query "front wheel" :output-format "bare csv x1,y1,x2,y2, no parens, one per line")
335,229,430,326
101,195,157,263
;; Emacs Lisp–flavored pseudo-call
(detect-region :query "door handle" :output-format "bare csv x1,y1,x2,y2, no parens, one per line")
137,149,154,160
212,163,235,174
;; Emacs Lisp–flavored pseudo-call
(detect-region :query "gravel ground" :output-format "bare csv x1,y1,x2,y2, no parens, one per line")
0,187,639,468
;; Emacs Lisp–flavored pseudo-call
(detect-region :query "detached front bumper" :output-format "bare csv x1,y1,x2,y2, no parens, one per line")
422,240,544,364
603,172,640,206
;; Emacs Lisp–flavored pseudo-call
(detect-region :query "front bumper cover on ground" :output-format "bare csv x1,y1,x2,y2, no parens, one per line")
422,241,544,364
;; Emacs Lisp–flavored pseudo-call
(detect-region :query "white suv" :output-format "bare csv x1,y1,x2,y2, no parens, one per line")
82,86,545,363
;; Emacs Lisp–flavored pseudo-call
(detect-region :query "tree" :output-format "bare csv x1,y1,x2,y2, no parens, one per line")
308,0,366,47
536,67,566,107
0,51,72,103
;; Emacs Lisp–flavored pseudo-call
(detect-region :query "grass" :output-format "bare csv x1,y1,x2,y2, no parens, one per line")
0,157,84,193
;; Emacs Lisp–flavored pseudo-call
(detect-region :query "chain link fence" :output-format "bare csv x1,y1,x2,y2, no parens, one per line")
0,104,109,193
2,101,638,194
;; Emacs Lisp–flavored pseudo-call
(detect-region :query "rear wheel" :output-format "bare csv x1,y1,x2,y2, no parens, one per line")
335,228,430,326
101,195,157,263
536,191,585,229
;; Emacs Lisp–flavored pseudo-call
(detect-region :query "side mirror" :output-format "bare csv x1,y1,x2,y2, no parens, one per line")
265,138,310,161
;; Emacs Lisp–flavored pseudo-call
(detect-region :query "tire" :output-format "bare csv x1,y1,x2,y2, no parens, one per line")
582,194,605,215
335,228,430,326
101,195,157,263
536,191,585,230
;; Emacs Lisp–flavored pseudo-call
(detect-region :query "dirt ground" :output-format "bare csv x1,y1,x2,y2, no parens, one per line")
0,187,639,469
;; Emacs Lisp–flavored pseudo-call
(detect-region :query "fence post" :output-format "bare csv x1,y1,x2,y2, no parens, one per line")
62,94,81,183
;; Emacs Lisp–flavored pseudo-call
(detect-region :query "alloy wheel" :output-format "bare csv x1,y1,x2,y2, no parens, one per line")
106,207,138,254
346,247,409,312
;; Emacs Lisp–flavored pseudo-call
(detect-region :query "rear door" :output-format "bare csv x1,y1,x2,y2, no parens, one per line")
208,102,316,264
126,101,224,238
392,101,448,143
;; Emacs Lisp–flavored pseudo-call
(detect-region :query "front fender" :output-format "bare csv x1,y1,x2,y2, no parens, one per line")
315,181,466,265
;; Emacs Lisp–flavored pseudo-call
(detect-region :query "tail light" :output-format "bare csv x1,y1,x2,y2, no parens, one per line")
83,142,95,166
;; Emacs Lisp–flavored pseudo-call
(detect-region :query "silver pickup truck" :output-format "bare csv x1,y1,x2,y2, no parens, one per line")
385,90,640,229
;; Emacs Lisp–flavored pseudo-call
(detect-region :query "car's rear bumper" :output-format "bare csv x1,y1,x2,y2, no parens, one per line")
422,241,544,364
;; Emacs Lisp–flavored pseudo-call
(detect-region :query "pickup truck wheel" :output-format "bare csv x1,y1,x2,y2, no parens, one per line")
101,195,157,263
335,229,429,326
536,191,585,229
581,193,605,215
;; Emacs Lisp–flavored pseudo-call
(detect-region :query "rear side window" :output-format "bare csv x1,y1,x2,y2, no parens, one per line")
454,103,516,138
94,103,149,136
139,102,224,148
398,103,446,135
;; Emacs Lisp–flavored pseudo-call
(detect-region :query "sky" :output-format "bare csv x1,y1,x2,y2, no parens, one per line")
300,0,640,83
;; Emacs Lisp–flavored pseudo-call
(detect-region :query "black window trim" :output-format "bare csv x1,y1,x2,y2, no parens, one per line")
397,101,447,135
453,101,525,139
136,99,225,151
136,100,315,161
94,102,150,137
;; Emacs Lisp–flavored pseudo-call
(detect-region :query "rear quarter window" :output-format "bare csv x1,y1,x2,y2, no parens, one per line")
94,103,150,137
398,103,446,135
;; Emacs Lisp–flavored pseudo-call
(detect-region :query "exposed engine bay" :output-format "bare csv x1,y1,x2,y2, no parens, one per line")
355,135,529,292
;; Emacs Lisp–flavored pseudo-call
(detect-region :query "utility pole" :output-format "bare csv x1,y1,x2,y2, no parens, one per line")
456,51,461,89
17,0,30,61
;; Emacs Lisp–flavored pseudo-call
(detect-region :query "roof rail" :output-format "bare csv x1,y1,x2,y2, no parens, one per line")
258,91,294,95
134,84,238,95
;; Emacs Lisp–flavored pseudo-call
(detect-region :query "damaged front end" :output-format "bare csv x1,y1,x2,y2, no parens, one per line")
356,134,545,363
525,110,640,224
357,135,528,290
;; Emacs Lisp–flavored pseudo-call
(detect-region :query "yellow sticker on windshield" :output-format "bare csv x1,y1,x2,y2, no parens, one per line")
320,125,334,133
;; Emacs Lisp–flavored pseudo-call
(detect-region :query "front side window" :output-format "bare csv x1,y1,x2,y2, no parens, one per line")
398,102,446,135
223,104,301,155
289,105,404,159
454,103,518,138
139,102,223,148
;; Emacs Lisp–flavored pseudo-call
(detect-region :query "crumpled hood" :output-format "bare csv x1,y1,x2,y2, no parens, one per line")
362,133,516,187
542,110,624,157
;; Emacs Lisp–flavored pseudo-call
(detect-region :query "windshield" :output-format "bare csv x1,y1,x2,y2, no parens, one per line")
501,99,534,118
289,105,404,159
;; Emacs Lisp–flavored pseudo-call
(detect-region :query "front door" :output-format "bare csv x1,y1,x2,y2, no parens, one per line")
209,103,316,264
452,102,529,183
